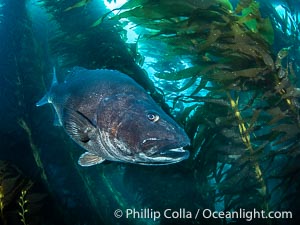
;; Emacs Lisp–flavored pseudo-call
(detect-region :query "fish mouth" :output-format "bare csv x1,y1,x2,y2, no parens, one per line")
137,139,190,165
153,147,189,159
135,148,190,165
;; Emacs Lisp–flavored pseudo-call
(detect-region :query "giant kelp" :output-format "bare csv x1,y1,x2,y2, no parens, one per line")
0,161,46,225
20,0,170,224
1,0,299,224
1,0,100,224
104,0,300,223
36,0,159,95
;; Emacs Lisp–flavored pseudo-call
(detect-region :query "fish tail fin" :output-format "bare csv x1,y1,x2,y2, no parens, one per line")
36,67,58,107
36,94,49,107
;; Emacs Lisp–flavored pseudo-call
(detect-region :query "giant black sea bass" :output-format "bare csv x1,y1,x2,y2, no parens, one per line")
36,67,190,166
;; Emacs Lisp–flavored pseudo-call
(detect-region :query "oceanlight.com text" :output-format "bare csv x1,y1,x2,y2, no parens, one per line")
113,208,293,222
198,208,292,221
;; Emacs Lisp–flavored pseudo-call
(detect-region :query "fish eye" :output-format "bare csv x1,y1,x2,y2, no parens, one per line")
147,113,160,122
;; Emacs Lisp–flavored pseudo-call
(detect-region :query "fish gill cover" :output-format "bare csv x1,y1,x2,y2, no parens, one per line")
0,0,300,225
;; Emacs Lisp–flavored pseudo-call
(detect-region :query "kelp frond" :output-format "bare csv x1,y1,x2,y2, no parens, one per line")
18,189,29,225
0,161,46,225
107,0,300,219
0,185,4,224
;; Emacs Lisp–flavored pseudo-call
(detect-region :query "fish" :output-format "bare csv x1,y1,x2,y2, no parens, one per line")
36,67,190,166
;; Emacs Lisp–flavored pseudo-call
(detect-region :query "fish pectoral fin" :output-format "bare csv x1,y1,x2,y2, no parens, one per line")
63,108,96,143
78,152,105,166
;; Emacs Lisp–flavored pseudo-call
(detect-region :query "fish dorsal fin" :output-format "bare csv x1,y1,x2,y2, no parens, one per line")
78,152,105,167
64,67,87,83
51,67,58,86
63,108,96,143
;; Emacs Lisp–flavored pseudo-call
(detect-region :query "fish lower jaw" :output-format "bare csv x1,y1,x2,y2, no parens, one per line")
164,147,187,153
134,148,190,166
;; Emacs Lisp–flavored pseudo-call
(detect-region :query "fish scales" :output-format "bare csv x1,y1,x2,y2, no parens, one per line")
36,67,190,166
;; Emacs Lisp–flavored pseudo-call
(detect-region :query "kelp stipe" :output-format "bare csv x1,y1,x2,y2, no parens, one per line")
18,0,299,224
106,0,300,223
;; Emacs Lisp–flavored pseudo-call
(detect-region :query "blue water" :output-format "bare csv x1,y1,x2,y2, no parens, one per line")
0,0,299,225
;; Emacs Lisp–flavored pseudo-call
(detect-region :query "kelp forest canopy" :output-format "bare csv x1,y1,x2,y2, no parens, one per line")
100,0,300,215
0,0,300,225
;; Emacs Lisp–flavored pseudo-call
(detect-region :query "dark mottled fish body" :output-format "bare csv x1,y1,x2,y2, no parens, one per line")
36,67,190,166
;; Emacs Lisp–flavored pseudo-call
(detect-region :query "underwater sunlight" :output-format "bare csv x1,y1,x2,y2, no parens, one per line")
0,0,300,225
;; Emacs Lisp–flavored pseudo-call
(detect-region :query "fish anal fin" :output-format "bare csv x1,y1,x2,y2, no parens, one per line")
78,152,105,167
63,108,96,143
